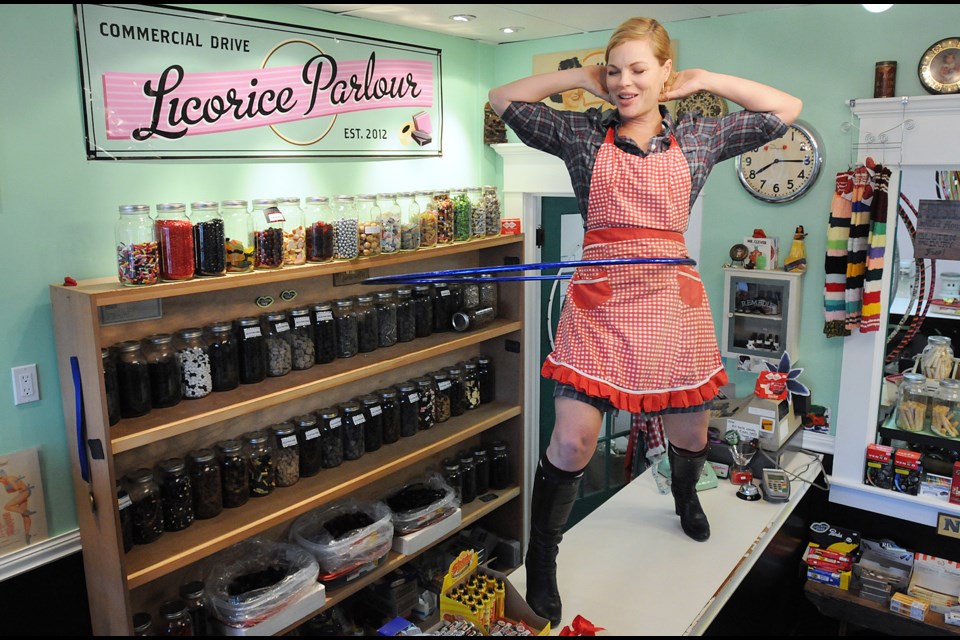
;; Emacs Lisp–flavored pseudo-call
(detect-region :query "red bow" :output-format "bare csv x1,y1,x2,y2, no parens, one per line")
559,615,605,636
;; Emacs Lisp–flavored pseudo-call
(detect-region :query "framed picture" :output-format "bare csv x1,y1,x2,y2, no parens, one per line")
0,447,47,553
918,37,960,95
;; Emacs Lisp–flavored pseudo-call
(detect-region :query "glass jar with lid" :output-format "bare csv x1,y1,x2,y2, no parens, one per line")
287,306,316,371
340,400,366,461
378,193,401,254
474,355,496,404
143,333,182,409
397,191,420,251
443,365,465,417
396,381,420,438
414,376,436,431
117,481,133,553
431,370,452,424
896,372,930,432
442,458,462,502
395,288,416,343
356,194,382,258
332,195,360,260
463,361,481,410
174,328,213,399
461,281,480,311
293,413,323,478
158,457,194,532
115,204,160,286
126,467,163,544
467,187,485,239
417,190,438,248
190,200,226,277
432,283,453,333
374,290,398,348
187,448,222,520
221,199,255,273
412,284,435,338
471,444,490,495
304,196,335,263
156,202,195,281
452,306,496,332
359,393,384,452
233,316,267,384
243,430,275,497
478,273,498,314
216,439,249,509
252,198,285,269
481,185,502,236
277,196,306,266
316,407,344,468
489,441,510,489
451,187,472,242
261,311,293,377
179,581,208,637
311,301,337,364
205,321,239,392
920,335,955,381
133,611,153,636
115,339,152,419
102,347,121,426
270,422,300,487
931,378,960,438
434,190,454,245
355,294,379,354
458,451,477,504
376,387,401,445
157,599,194,636
333,298,359,358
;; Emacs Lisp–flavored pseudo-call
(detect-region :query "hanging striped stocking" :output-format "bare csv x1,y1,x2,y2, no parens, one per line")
824,170,854,337
860,165,891,332
845,164,875,331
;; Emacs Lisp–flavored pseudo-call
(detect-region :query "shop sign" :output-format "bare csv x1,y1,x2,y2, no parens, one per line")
74,4,442,160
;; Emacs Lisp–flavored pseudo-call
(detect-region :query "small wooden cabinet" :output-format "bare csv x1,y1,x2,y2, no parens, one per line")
50,235,527,635
720,267,804,367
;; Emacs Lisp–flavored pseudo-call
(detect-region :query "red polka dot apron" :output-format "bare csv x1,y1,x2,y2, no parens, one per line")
541,127,728,414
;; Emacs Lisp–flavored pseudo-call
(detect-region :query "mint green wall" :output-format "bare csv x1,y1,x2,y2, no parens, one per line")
0,4,496,538
490,4,959,431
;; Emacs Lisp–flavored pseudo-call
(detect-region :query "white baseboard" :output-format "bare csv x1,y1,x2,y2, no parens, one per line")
0,529,81,582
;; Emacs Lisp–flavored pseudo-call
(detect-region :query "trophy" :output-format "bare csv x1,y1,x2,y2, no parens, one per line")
730,441,757,485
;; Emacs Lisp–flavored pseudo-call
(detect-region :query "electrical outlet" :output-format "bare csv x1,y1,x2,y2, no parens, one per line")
12,364,39,405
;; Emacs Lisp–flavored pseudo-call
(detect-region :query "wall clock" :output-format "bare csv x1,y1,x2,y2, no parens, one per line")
735,120,823,204
918,37,960,95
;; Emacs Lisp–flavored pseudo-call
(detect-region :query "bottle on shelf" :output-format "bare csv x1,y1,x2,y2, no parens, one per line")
378,192,401,254
397,191,421,251
174,328,213,399
303,196,334,263
221,200,254,273
277,196,306,266
357,194,382,258
143,333,183,409
417,189,438,248
251,198,285,270
115,204,159,286
158,456,194,532
467,186,485,239
481,185,502,237
190,200,226,277
156,202,195,281
331,195,360,260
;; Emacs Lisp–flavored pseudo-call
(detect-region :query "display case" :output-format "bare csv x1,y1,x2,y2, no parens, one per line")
50,235,528,635
720,267,804,366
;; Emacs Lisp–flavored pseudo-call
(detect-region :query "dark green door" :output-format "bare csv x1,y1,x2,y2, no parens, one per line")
538,197,631,529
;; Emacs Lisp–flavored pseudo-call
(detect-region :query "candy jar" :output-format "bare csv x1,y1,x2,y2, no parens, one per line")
359,393,384,452
333,298,359,359
261,311,293,377
417,189,438,248
431,370,452,424
931,379,960,438
156,203,195,281
287,306,316,370
270,422,300,488
414,376,435,431
143,333,183,409
474,355,496,404
481,185,502,236
158,457,193,532
340,400,366,460
467,187,485,239
187,448,222,520
920,335,955,381
434,190,454,245
126,467,163,544
317,407,344,469
378,193,401,254
102,347,122,426
277,196,306,265
355,294,379,354
190,200,226,277
376,387,401,445
304,196,334,263
233,316,267,384
174,327,213,399
451,187,472,243
397,191,420,251
293,413,323,478
443,364,465,417
432,283,453,333
243,430,275,497
332,195,360,260
374,290,398,348
252,198,285,269
452,306,496,332
356,194,382,258
311,301,337,365
221,199,254,273
478,273,498,315
412,284,435,338
896,372,929,432
157,599,194,636
463,361,481,410
216,439,249,509
115,339,152,419
205,321,240,392
115,204,159,286
396,381,420,438
489,441,511,489
395,287,416,343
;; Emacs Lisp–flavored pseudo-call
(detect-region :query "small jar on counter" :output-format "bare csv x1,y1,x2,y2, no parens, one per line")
374,290,398,348
317,407,344,468
115,204,159,286
340,400,366,461
311,301,338,365
234,316,267,384
143,333,183,409
221,199,254,273
304,196,335,263
356,194,382,258
205,321,240,392
270,422,300,488
414,376,436,431
396,382,420,438
355,294,379,354
358,394,383,452
187,448,222,520
252,198,285,270
332,195,360,260
397,191,420,251
293,413,323,478
174,328,213,399
376,387,401,445
287,306,316,371
333,298,359,359
159,457,194,532
127,467,163,544
103,347,122,426
277,196,306,266
115,339,152,419
156,202,195,281
395,288,416,343
261,311,293,377
243,430,275,497
378,192,401,255
216,439,249,509
190,200,226,277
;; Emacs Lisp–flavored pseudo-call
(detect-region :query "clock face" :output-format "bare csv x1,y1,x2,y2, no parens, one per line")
735,121,822,203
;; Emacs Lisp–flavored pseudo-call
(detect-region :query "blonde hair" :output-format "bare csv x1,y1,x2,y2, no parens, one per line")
606,17,674,86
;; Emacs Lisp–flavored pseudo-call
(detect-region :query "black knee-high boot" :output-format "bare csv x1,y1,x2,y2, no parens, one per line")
669,443,711,541
524,455,583,627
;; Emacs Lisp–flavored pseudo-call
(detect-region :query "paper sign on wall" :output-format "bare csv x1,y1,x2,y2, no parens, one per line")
915,200,960,260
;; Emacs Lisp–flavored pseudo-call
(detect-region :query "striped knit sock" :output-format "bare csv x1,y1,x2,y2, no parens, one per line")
824,171,853,337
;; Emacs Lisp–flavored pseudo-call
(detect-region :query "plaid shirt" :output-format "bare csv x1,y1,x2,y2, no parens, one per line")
501,101,788,221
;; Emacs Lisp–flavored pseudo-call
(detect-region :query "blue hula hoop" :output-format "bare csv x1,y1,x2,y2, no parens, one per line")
361,256,697,284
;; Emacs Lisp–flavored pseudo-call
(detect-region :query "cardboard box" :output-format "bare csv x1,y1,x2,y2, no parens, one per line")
392,508,462,555
213,582,325,636
806,565,852,590
864,443,894,489
907,553,960,612
440,549,550,635
500,218,521,235
808,521,860,556
743,235,779,270
920,473,952,501
951,461,960,505
890,591,929,621
893,449,923,495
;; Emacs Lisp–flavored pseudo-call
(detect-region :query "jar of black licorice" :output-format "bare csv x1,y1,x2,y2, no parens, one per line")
187,448,222,520
190,200,226,277
431,371,452,424
127,467,163,544
317,407,344,468
270,422,300,488
116,339,152,419
243,430,275,497
133,611,153,636
117,480,133,552
233,316,267,384
311,301,338,365
304,195,334,263
340,400,366,461
432,283,453,333
458,451,477,504
174,327,213,399
216,439,249,509
205,321,240,392
261,312,293,377
103,347,122,426
474,355,495,404
252,198,285,270
159,457,194,532
157,599,194,636
442,457,463,502
374,291,398,348
179,580,208,637
358,394,383,453
471,444,490,495
293,413,323,478
414,376,436,431
412,285,434,338
396,382,420,438
395,288,416,343
376,387,401,445
490,441,510,490
355,294,379,354
443,365,466,417
333,298,359,359
463,361,481,410
287,306,316,371
143,333,182,409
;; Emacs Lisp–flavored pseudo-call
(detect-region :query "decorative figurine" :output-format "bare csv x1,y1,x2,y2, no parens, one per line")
784,225,808,272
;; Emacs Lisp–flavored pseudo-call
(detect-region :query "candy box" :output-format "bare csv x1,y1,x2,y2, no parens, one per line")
951,461,960,505
907,553,960,613
864,443,894,489
890,591,929,621
893,449,923,495
500,218,522,235
808,521,860,556
743,235,779,270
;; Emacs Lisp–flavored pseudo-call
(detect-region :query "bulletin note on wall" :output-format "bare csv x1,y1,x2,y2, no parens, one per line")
914,199,960,260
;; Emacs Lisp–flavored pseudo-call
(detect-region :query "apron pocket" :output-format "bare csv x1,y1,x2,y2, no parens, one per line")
678,266,705,308
569,268,612,309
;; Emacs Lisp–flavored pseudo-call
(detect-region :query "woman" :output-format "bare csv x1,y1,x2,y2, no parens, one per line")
488,17,801,627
